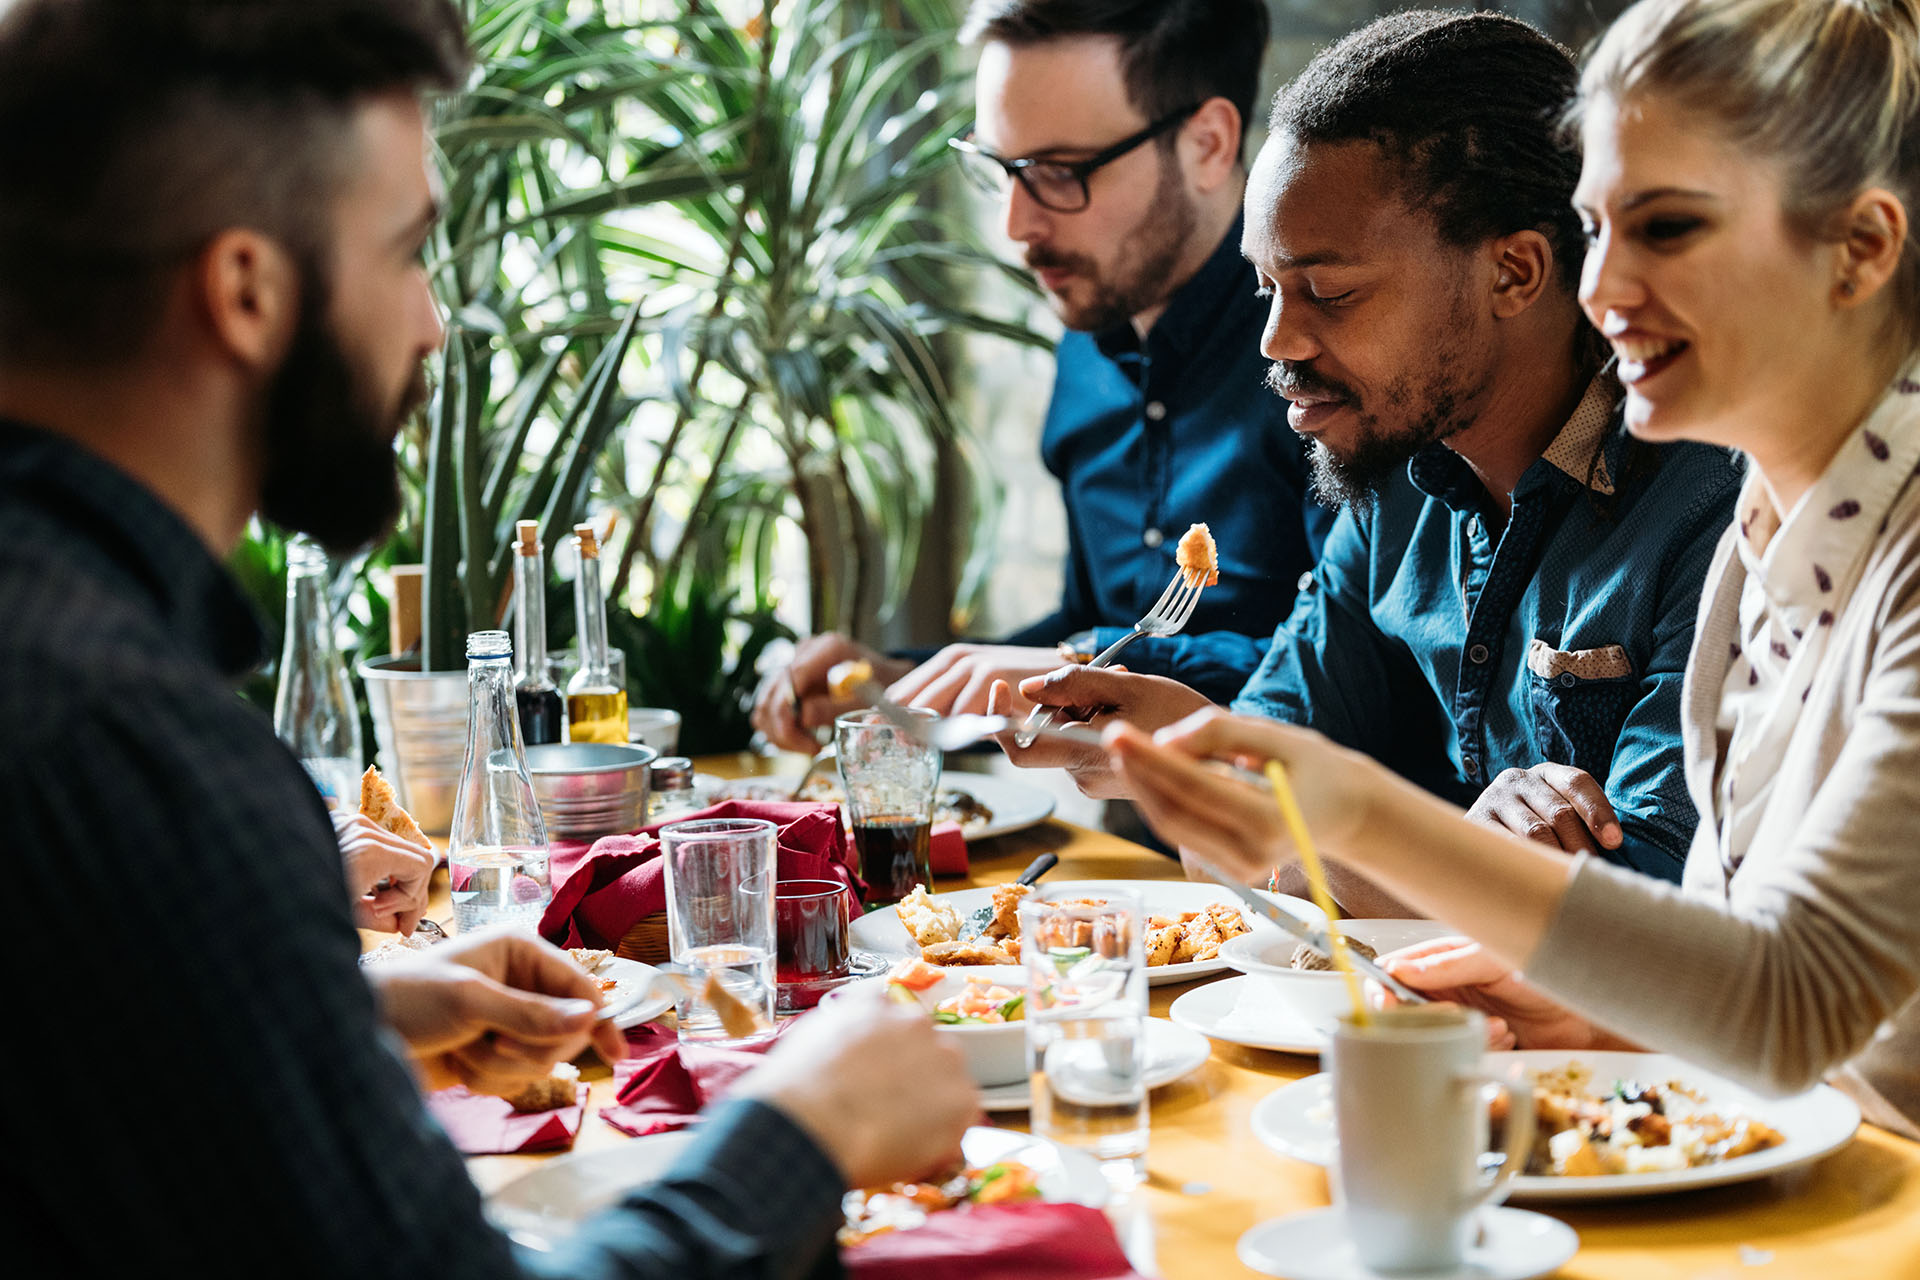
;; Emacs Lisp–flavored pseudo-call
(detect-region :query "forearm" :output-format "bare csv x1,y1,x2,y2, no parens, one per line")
1095,630,1268,705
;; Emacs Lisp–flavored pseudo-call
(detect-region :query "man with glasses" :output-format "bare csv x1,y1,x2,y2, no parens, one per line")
753,0,1327,751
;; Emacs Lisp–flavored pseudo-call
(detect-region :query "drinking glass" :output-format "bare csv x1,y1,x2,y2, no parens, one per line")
834,709,941,907
774,879,853,1012
1327,1006,1533,1272
1019,885,1148,1189
660,817,777,1044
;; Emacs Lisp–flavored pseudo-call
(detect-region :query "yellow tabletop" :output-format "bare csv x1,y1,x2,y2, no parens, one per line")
453,753,1920,1278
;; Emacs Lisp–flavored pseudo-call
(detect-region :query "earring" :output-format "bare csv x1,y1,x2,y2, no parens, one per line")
1841,279,1858,298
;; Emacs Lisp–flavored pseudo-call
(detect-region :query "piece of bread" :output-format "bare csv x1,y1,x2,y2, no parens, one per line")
360,765,429,849
1175,523,1219,588
504,1062,580,1113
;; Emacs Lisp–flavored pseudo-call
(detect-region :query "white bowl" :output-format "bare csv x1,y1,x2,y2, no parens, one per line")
627,707,682,755
827,964,1029,1087
1220,920,1459,1035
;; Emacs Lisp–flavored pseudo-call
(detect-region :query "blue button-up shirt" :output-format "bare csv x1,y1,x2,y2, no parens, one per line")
1003,217,1331,702
1231,377,1743,879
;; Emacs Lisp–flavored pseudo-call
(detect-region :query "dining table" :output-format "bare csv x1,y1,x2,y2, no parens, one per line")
440,750,1920,1279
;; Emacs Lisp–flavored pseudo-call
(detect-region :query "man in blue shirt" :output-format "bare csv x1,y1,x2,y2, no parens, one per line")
754,0,1326,749
999,11,1742,910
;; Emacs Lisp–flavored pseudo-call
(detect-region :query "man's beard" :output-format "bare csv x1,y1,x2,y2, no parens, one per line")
1028,149,1197,333
257,268,424,554
1265,300,1485,514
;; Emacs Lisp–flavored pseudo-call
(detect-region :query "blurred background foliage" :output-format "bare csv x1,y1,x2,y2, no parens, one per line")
235,0,1041,750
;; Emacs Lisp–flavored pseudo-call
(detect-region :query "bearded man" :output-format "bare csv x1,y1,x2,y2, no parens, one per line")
996,10,1745,913
753,0,1329,746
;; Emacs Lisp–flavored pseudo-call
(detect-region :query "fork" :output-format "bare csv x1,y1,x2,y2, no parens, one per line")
1014,567,1208,747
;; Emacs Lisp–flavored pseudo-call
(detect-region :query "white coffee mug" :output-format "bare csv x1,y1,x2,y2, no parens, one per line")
1325,1006,1533,1273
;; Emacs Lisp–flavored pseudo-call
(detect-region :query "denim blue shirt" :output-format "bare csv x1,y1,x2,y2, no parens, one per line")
1231,377,1744,880
1003,217,1332,702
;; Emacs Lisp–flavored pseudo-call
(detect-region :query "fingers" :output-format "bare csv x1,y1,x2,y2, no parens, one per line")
884,647,964,708
1106,722,1281,879
1381,938,1509,992
1539,765,1622,849
751,668,810,752
1015,664,1138,712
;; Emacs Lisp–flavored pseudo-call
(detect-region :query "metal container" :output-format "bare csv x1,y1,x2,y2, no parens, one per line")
526,742,658,840
359,654,469,835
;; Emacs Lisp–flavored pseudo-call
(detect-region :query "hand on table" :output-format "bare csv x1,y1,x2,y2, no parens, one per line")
734,982,977,1190
369,928,628,1095
751,634,912,753
1377,937,1626,1051
1103,707,1379,882
1467,764,1622,855
885,643,1063,717
332,809,435,936
986,666,1212,799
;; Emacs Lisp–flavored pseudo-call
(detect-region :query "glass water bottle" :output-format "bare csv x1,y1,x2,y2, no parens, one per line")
512,520,564,746
272,536,362,811
448,629,551,933
566,522,628,744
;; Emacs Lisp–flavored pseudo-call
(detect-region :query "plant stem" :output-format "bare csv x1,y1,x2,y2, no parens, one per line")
662,381,756,584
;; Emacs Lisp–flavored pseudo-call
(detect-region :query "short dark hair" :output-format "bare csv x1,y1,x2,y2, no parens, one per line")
960,0,1268,160
1269,9,1585,294
0,0,468,365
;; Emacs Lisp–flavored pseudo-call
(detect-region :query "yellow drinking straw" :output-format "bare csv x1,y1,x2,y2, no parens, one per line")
1263,759,1371,1027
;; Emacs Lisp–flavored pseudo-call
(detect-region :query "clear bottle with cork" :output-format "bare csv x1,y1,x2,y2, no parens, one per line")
511,520,563,746
273,536,362,811
566,522,628,744
448,629,551,932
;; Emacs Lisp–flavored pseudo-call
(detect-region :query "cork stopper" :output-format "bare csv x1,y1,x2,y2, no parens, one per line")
573,522,600,560
515,520,540,557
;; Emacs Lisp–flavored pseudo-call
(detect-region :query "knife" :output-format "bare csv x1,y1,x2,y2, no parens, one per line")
1186,855,1429,1005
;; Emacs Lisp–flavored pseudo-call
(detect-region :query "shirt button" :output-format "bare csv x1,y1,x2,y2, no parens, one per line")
1468,516,1482,538
1142,527,1165,549
1468,643,1490,665
1297,571,1315,593
1145,401,1167,421
1462,754,1480,780
1559,672,1577,688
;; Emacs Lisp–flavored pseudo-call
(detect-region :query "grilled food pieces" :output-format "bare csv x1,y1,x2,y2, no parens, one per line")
1175,522,1219,588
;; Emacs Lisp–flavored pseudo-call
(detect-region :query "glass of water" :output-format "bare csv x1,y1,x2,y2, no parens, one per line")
660,818,777,1045
1019,885,1148,1189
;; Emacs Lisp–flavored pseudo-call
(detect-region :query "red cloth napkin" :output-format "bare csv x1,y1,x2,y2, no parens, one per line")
424,1083,588,1155
845,1202,1147,1280
538,799,864,949
599,1022,790,1137
929,821,968,875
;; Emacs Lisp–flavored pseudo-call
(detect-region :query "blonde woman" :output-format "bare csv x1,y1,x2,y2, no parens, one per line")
1108,0,1920,1138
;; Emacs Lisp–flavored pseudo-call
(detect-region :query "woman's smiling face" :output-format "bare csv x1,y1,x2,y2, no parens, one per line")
1574,91,1839,450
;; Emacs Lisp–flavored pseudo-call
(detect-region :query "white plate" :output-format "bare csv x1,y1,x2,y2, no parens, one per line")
1238,1205,1578,1280
978,1016,1213,1111
1168,974,1332,1053
598,956,675,1030
848,879,1325,986
1249,1050,1861,1200
486,1124,1110,1250
703,772,1056,841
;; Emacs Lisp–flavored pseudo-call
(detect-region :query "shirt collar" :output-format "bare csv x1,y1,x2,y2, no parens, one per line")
0,419,265,678
1407,368,1623,509
1092,215,1251,364
1731,359,1920,628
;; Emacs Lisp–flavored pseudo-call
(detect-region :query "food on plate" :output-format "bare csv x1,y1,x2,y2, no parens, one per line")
1289,936,1379,971
895,885,962,947
721,777,999,836
986,882,1030,940
357,932,440,966
566,947,619,994
1516,1061,1786,1176
1175,522,1219,589
921,939,1020,966
1143,902,1250,966
839,1161,1041,1245
827,659,875,699
359,765,429,849
931,977,1025,1025
504,1062,580,1113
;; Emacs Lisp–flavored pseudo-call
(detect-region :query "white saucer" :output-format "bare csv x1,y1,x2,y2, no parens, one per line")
977,1017,1212,1111
1168,974,1330,1055
1238,1206,1578,1280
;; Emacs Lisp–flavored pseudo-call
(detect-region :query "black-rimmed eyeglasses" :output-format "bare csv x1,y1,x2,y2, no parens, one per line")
947,104,1202,213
